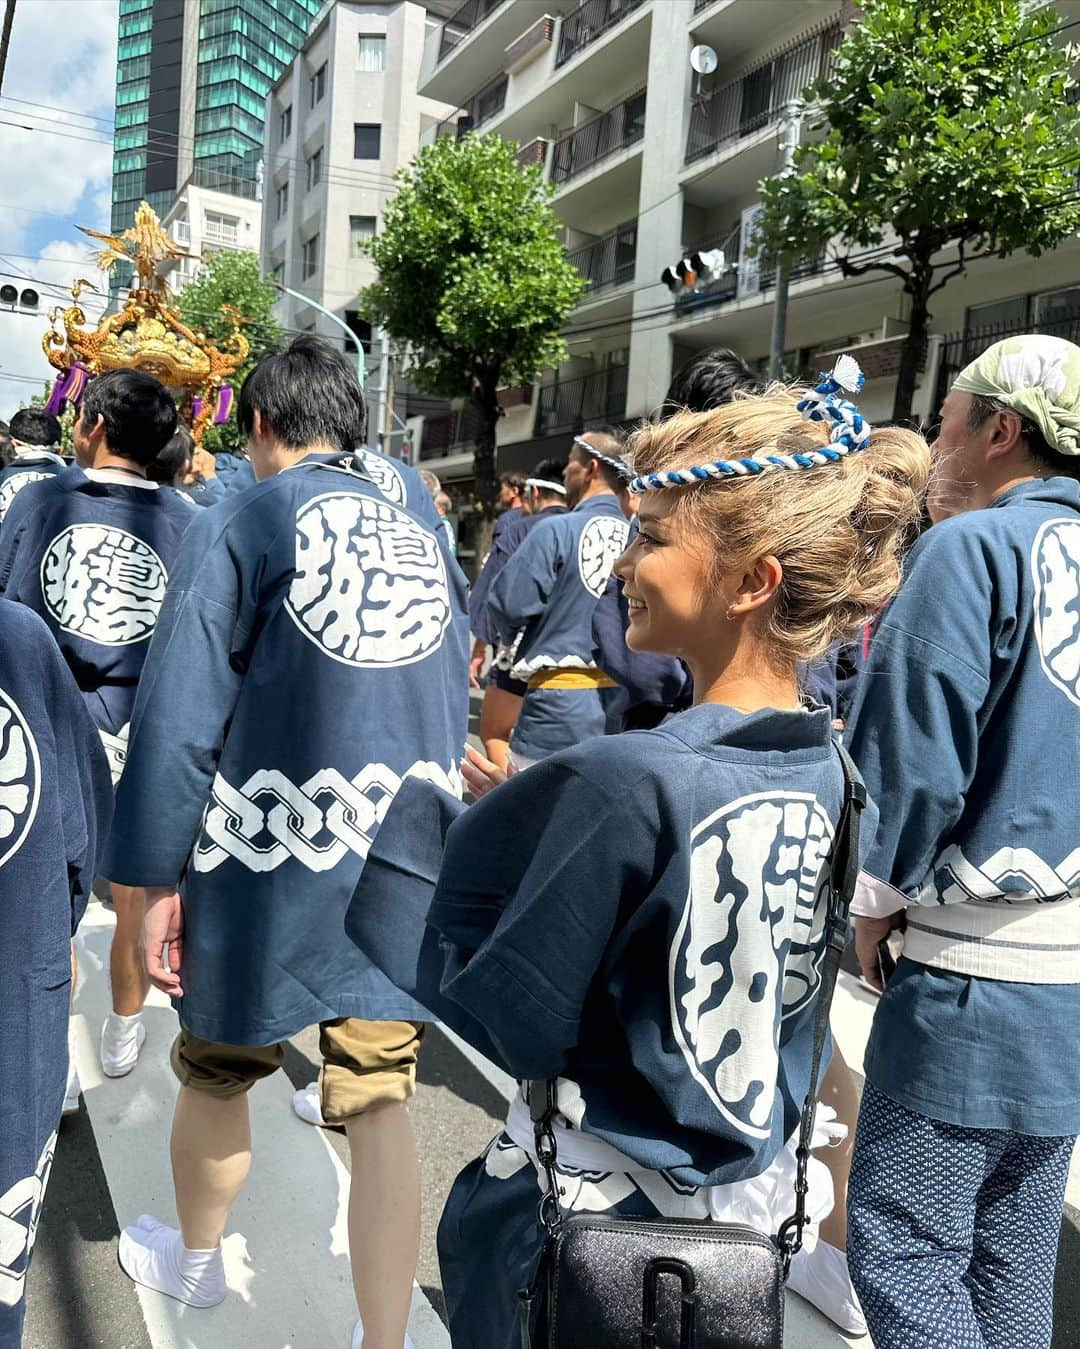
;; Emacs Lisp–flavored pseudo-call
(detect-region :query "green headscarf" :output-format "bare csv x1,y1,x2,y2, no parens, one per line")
952,334,1080,456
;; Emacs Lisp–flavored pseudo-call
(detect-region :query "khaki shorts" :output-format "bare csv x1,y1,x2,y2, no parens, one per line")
171,1018,425,1124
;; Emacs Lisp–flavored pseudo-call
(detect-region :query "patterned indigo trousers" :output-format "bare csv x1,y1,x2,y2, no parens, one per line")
848,1081,1075,1349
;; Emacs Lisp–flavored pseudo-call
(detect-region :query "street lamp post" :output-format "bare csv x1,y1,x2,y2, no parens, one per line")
271,282,365,385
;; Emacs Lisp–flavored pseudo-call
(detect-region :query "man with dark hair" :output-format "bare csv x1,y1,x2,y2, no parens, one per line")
469,458,569,769
146,427,195,487
0,407,66,522
845,335,1080,1348
487,431,630,767
660,345,763,416
102,334,469,1349
0,369,194,1086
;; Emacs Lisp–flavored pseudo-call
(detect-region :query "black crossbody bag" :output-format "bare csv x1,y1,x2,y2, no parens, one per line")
518,743,865,1349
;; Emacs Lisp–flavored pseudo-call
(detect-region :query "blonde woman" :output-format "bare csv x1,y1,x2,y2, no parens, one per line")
350,367,930,1348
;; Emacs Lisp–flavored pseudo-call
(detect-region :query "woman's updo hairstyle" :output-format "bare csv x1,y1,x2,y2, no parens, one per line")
627,385,930,666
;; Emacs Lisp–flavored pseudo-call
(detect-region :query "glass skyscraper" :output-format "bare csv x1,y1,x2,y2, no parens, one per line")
111,0,321,270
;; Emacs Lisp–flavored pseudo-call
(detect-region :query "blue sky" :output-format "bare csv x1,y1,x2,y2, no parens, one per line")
0,0,118,416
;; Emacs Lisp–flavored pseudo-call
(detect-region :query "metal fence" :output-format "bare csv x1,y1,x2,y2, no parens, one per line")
535,362,630,436
935,311,1080,411
437,0,508,63
551,87,646,185
421,405,488,459
567,220,638,296
685,17,842,163
434,72,508,140
556,0,646,67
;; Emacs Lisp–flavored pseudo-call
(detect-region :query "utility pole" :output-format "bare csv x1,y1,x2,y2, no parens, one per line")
767,100,804,381
382,341,397,453
0,0,17,96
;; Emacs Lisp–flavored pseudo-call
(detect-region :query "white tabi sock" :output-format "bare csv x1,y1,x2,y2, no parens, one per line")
118,1215,226,1308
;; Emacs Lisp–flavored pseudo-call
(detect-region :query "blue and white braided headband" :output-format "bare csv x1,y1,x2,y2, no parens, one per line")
629,355,872,495
573,435,632,482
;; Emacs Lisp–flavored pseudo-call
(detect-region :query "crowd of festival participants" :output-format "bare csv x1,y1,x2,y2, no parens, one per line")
0,325,1076,1349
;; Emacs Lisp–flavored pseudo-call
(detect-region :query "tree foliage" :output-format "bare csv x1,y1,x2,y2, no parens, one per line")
175,249,282,453
756,0,1080,421
360,132,583,515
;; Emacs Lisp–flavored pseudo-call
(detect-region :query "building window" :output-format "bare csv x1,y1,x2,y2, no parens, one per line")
272,262,284,286
279,104,292,143
309,62,326,107
302,233,320,278
353,123,381,159
275,181,289,221
345,310,372,354
204,211,239,246
350,215,377,254
306,148,322,192
357,35,386,72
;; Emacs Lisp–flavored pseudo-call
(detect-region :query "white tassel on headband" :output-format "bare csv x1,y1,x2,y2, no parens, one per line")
573,435,632,481
629,355,872,495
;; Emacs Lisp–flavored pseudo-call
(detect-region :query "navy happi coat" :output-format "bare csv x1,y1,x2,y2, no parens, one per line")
0,602,112,1347
103,451,469,1045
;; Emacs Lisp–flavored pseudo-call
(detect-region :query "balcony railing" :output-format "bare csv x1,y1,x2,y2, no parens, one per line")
551,87,646,185
434,71,508,140
936,309,1080,410
421,405,487,459
535,362,629,436
556,0,646,67
685,16,843,164
567,220,637,296
437,0,509,63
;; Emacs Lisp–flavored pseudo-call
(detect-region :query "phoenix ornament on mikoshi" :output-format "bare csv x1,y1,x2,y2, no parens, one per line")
41,202,249,444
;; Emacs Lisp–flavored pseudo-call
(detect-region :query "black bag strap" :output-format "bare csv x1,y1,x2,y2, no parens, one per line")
527,739,865,1267
775,740,864,1268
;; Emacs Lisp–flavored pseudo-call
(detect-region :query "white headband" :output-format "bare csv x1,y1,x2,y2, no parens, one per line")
526,477,566,495
572,435,631,481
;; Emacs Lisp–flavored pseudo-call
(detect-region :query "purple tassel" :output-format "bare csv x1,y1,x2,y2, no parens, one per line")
213,384,234,425
45,361,90,415
191,395,203,422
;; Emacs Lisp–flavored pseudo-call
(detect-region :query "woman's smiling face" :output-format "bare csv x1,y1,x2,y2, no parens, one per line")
614,494,729,658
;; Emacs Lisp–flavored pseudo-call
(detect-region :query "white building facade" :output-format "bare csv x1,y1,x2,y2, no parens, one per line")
416,0,1080,475
160,178,265,292
262,0,457,444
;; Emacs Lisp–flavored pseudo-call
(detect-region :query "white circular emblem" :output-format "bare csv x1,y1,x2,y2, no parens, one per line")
355,448,407,507
40,524,168,646
1032,517,1080,707
286,491,451,667
669,791,833,1139
577,516,628,597
0,471,51,521
0,686,41,870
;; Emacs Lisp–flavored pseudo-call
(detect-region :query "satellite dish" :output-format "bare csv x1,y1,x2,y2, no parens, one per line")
690,44,718,76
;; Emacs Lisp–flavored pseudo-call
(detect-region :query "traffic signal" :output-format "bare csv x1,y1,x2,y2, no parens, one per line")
0,286,39,310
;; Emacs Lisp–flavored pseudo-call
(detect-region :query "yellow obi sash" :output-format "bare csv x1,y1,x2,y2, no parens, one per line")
526,667,618,691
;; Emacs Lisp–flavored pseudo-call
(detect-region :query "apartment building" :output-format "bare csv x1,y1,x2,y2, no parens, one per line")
111,0,321,294
159,180,264,292
416,0,1080,479
261,0,458,445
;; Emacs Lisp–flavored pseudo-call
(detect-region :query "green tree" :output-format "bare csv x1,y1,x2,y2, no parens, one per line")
360,132,583,516
175,249,282,453
756,0,1080,422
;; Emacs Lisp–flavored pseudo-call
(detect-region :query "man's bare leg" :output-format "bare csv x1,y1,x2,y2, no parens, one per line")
171,1086,252,1250
818,1045,859,1250
101,884,150,1076
479,685,522,772
346,1102,420,1349
110,884,149,1015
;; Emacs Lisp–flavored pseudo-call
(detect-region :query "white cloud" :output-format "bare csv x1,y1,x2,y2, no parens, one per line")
0,0,118,415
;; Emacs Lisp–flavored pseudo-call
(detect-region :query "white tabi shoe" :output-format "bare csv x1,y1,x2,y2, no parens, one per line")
292,1081,328,1127
349,1318,415,1349
118,1214,226,1307
787,1239,868,1337
100,1014,146,1078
